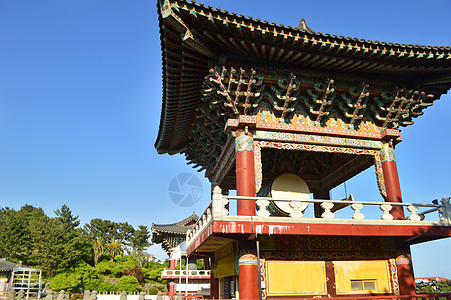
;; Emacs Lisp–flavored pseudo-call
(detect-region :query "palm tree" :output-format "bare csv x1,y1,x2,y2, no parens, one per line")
108,238,121,262
93,237,103,265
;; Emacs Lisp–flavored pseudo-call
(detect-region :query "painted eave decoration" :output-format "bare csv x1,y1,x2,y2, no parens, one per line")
154,0,451,173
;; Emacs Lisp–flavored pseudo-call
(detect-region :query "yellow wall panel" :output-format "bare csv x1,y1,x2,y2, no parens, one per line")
214,255,235,278
334,260,392,294
266,261,327,295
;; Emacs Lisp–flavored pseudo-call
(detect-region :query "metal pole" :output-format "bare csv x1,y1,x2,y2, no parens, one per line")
185,258,188,297
256,241,262,300
179,257,182,295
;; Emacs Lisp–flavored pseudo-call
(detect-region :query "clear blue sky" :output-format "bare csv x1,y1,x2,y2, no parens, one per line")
0,0,450,277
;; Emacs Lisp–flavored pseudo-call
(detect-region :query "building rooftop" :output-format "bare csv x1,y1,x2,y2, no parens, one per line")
155,0,451,174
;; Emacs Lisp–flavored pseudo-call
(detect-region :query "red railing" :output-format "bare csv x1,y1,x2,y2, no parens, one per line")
161,293,451,300
161,294,451,300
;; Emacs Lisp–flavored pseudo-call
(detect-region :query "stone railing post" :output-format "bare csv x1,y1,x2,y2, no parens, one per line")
440,197,451,225
289,201,305,218
380,204,394,220
212,186,228,217
351,203,365,220
320,202,335,219
83,291,90,300
156,291,163,300
6,290,15,300
407,204,421,222
120,291,127,300
57,290,64,300
256,199,270,217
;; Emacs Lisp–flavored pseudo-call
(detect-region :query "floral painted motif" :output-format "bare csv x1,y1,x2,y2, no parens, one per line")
235,135,254,152
380,147,396,162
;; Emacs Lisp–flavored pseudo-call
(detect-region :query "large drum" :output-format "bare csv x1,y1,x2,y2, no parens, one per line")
257,173,310,216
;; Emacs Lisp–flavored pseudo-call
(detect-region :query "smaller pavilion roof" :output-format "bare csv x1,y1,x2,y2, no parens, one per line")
0,258,20,272
152,213,199,235
152,213,199,253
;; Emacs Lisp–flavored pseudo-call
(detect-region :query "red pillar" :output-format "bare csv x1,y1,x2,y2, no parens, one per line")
168,281,176,296
210,277,219,299
381,146,405,220
235,132,256,216
396,254,416,295
169,259,176,270
238,252,259,300
168,259,177,296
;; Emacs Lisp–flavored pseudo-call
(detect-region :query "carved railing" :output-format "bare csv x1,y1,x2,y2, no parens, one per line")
161,269,211,278
186,186,451,247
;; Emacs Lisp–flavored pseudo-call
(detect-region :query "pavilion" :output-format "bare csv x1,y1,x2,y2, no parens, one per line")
154,0,451,299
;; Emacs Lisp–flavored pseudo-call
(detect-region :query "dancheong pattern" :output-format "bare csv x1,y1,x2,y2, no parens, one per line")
254,141,387,198
235,135,254,152
389,258,400,296
254,130,382,149
380,146,396,162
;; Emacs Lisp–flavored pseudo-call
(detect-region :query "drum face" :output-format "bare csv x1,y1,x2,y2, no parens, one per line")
270,173,310,215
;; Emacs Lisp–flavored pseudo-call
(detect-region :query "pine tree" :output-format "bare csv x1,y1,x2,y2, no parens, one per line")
130,225,151,253
31,205,83,276
0,208,31,263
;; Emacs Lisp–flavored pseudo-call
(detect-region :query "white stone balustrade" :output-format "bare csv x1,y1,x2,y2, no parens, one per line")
407,204,421,222
351,203,365,220
289,201,305,218
186,193,451,249
256,199,270,217
440,197,451,225
161,269,211,278
321,202,335,219
380,204,394,220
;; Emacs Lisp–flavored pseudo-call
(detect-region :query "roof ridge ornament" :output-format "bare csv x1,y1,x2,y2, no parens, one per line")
294,18,315,33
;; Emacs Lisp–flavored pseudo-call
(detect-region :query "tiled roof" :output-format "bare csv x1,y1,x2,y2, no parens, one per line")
0,259,19,271
151,213,199,253
416,277,451,282
155,0,451,171
152,213,199,235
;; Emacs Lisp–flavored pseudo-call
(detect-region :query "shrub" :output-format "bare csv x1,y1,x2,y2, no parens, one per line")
49,273,82,293
116,275,140,292
122,267,144,282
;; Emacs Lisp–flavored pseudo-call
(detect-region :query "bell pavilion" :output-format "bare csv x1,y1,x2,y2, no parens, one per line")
155,0,451,299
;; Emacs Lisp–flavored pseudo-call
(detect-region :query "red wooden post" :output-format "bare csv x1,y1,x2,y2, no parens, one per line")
396,254,416,295
381,146,405,220
168,259,177,296
169,259,177,270
238,252,259,300
235,132,256,216
210,277,219,299
168,281,176,296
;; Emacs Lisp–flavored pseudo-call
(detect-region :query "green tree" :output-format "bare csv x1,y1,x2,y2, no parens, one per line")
83,219,119,243
93,237,104,265
108,239,121,262
0,208,31,264
31,205,83,276
130,226,151,253
417,280,451,294
117,222,135,252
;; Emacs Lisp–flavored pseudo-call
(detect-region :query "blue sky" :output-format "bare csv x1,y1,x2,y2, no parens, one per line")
0,0,450,276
